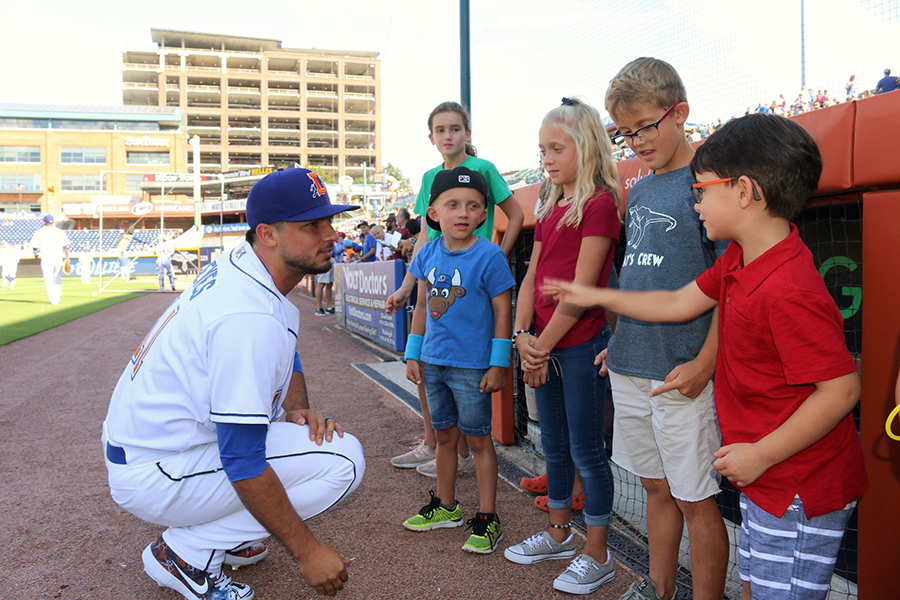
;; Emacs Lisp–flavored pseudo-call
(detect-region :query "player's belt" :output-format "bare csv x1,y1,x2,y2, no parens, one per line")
106,442,127,465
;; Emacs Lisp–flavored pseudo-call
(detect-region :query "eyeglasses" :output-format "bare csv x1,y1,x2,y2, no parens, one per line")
610,104,678,147
691,177,762,204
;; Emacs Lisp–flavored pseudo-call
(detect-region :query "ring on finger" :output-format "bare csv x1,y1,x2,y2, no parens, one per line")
325,416,334,423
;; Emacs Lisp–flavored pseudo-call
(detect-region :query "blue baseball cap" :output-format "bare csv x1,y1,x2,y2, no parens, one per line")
246,168,358,228
43,214,54,224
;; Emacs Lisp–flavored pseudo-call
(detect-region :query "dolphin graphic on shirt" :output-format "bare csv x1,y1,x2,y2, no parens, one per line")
627,206,677,249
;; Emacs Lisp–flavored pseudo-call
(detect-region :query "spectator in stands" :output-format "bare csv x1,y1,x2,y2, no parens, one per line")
395,207,411,238
876,68,898,94
845,75,858,100
357,222,377,262
29,215,70,305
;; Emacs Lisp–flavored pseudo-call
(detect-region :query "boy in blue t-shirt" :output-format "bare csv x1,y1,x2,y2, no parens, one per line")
402,166,514,555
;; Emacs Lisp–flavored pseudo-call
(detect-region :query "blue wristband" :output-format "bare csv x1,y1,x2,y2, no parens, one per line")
405,334,424,362
490,338,513,368
293,351,303,373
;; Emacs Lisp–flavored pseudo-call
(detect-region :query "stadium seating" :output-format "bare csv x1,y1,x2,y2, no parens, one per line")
0,216,123,252
126,229,182,251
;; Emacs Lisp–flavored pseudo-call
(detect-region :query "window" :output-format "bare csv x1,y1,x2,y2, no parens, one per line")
127,151,170,165
0,118,49,129
60,174,106,192
51,119,114,130
125,174,146,192
118,121,160,131
0,173,42,192
61,147,106,164
0,146,40,163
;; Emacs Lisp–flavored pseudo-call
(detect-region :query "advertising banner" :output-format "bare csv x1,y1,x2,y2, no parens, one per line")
335,260,405,352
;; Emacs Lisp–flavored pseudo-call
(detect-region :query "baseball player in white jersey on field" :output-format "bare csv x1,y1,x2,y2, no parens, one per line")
102,168,365,600
0,240,21,289
29,214,70,304
155,236,176,291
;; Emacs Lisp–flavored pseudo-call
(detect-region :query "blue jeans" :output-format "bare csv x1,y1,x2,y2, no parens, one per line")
422,363,492,436
534,326,614,527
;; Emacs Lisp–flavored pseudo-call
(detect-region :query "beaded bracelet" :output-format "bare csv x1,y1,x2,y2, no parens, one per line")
511,329,529,343
548,521,572,529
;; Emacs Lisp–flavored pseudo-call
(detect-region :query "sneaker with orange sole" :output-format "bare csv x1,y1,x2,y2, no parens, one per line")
535,492,585,512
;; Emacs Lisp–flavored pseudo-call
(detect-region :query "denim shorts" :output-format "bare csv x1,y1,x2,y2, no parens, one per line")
422,363,492,436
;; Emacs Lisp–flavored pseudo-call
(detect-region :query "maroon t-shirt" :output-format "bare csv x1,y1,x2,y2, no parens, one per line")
696,225,867,518
533,189,620,348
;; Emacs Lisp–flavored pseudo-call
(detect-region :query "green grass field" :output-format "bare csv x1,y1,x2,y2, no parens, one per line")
0,277,158,345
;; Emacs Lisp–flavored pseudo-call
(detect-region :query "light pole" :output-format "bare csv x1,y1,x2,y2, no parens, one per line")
15,184,23,210
362,161,368,215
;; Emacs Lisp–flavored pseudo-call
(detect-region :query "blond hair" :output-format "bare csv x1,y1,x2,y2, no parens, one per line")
538,98,622,228
605,57,687,121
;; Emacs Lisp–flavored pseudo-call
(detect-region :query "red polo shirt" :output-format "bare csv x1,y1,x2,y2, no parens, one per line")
696,225,867,519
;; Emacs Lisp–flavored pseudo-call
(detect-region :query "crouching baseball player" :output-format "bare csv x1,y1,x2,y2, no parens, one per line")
102,168,365,600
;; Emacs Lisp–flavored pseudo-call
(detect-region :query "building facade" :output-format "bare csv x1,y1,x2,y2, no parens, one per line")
0,104,186,220
123,29,381,183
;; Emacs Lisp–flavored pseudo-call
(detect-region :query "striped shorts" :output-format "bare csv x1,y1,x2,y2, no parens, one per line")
739,493,856,599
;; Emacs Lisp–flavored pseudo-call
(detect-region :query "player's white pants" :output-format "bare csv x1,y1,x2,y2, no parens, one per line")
1,261,17,286
80,259,92,284
158,260,174,289
103,421,364,574
41,258,63,304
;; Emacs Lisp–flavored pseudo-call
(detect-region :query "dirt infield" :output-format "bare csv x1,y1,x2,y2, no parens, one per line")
0,290,639,599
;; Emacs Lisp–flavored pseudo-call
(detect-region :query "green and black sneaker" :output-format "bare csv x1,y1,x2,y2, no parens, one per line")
403,490,463,531
462,512,503,554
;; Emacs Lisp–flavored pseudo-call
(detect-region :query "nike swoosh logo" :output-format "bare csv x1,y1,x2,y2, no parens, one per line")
172,560,210,595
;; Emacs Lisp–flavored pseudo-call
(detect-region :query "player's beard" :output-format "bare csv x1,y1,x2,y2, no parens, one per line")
280,249,331,277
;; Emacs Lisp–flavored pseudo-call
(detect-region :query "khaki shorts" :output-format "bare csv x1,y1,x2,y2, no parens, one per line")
609,370,722,502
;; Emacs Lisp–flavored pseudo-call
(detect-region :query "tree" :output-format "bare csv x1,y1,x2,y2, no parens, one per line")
383,163,413,193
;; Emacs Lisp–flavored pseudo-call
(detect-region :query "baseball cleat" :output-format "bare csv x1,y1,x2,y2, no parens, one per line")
223,542,268,570
142,536,254,599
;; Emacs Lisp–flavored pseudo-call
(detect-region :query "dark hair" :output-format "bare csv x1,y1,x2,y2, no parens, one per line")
245,221,283,246
690,113,822,220
406,218,421,236
427,101,477,157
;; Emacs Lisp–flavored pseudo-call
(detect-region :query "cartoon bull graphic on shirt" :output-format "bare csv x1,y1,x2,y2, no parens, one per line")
426,267,466,320
627,206,678,249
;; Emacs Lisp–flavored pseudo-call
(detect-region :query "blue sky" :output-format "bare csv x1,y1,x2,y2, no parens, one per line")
1,0,897,190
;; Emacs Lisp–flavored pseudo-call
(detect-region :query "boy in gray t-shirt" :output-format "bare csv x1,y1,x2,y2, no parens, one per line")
603,58,729,600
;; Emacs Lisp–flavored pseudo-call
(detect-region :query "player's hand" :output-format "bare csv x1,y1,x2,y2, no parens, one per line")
594,348,609,377
406,359,422,385
713,443,771,488
286,409,344,445
296,542,350,595
651,357,714,399
515,334,549,371
540,278,603,308
385,286,411,314
523,362,549,389
479,366,506,394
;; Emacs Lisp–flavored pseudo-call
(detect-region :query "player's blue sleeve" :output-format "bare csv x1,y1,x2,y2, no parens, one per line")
293,351,303,373
217,423,268,482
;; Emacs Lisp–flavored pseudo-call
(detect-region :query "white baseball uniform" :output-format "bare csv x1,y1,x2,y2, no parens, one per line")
102,240,365,574
30,225,69,304
0,243,21,288
156,241,175,290
79,252,94,284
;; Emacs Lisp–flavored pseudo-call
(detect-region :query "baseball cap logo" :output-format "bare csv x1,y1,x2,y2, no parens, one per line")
459,175,470,183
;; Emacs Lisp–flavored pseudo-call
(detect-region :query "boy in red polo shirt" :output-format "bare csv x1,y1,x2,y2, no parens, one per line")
542,113,867,600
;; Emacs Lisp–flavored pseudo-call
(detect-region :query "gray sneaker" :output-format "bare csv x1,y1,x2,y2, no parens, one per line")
619,578,675,600
390,440,435,469
416,453,475,478
553,553,615,595
504,531,576,565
